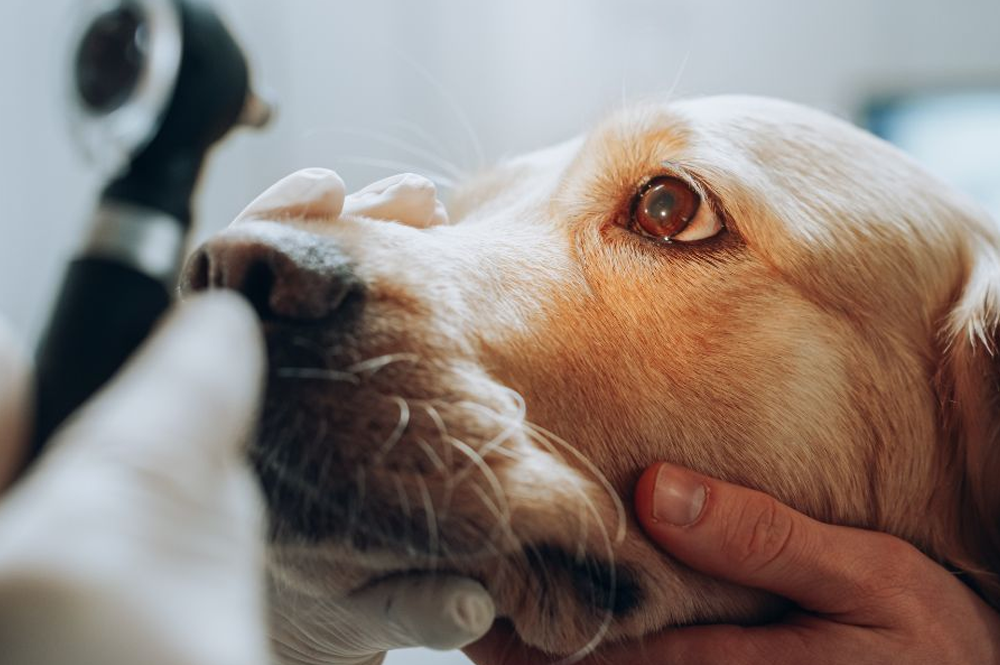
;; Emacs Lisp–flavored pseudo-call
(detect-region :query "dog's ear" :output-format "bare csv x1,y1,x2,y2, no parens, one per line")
934,244,1000,609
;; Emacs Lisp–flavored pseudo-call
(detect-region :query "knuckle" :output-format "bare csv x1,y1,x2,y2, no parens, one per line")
848,533,937,618
721,494,797,574
858,533,923,592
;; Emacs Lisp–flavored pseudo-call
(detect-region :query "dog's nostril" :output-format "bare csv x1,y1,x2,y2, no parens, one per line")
240,259,278,320
183,250,211,293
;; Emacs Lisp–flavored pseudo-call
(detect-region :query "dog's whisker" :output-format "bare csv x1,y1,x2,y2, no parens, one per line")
438,395,621,656
332,156,457,189
345,352,421,377
446,434,513,525
452,396,605,561
385,116,467,171
455,390,527,465
254,449,332,506
415,474,441,562
520,425,591,549
438,518,508,567
373,396,410,461
422,403,455,470
276,367,361,385
312,418,334,494
270,632,330,665
665,49,692,100
527,423,628,546
445,395,526,486
345,464,365,542
290,335,333,360
414,436,449,475
467,480,519,551
391,473,417,558
272,599,362,664
273,614,333,659
553,485,619,665
303,126,467,180
454,398,621,656
391,48,486,170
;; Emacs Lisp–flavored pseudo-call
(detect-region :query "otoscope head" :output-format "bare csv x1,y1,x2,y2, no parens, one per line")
71,0,273,225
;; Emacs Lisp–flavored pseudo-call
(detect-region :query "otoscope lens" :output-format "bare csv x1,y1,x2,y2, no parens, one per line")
76,6,147,113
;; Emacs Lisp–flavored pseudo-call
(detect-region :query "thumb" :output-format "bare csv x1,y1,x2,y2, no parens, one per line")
634,463,902,616
49,292,264,476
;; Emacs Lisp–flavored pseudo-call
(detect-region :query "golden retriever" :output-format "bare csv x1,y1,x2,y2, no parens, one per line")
182,95,1000,659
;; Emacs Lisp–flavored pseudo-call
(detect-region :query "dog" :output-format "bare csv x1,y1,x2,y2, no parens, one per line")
181,95,1000,658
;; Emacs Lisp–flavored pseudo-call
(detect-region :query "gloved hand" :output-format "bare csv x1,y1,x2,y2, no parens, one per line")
236,168,495,665
0,293,271,665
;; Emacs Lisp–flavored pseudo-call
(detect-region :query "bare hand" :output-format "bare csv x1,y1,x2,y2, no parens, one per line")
465,463,1000,665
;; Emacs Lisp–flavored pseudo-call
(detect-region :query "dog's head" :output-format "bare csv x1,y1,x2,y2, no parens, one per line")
182,95,1000,657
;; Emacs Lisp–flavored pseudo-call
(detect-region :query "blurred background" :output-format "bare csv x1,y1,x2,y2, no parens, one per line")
0,1,997,662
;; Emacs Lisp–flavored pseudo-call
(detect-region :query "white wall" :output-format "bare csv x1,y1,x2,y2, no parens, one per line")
1,1,997,663
3,0,1000,343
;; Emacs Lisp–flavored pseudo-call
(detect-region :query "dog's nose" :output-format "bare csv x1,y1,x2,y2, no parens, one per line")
180,222,362,322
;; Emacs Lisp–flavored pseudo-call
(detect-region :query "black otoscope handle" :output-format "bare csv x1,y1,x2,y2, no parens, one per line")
19,0,265,476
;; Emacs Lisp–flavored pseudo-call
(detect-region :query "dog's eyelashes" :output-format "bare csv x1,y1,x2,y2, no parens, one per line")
627,175,724,244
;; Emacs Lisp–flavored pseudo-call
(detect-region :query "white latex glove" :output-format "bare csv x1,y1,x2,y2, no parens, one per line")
0,293,270,665
238,169,495,665
236,168,450,228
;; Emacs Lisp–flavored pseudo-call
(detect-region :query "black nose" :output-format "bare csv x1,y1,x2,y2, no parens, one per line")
181,222,362,322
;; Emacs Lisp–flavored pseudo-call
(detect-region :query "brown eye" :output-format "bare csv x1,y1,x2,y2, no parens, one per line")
631,176,701,241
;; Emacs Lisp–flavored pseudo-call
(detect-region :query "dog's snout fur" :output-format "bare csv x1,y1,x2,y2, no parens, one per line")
182,222,363,322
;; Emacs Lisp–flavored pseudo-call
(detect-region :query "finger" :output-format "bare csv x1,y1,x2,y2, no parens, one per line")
464,618,860,665
343,173,449,228
351,575,495,652
583,619,859,665
0,316,30,490
634,462,916,616
52,292,264,471
235,168,346,223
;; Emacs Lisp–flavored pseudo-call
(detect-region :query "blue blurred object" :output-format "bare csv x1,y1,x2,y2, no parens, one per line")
865,88,1000,221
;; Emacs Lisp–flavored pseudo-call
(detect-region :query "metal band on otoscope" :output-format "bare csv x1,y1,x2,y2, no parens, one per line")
85,202,187,288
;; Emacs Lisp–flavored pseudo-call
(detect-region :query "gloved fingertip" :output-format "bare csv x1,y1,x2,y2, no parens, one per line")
386,577,496,651
235,168,346,223
439,587,495,647
174,290,265,361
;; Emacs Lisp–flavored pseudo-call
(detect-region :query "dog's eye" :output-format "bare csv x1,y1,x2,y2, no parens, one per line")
629,176,723,243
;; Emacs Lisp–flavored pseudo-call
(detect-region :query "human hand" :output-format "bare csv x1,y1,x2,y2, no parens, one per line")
465,462,1000,665
0,293,270,665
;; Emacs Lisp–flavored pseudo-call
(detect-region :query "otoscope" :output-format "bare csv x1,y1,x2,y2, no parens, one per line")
23,0,272,472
